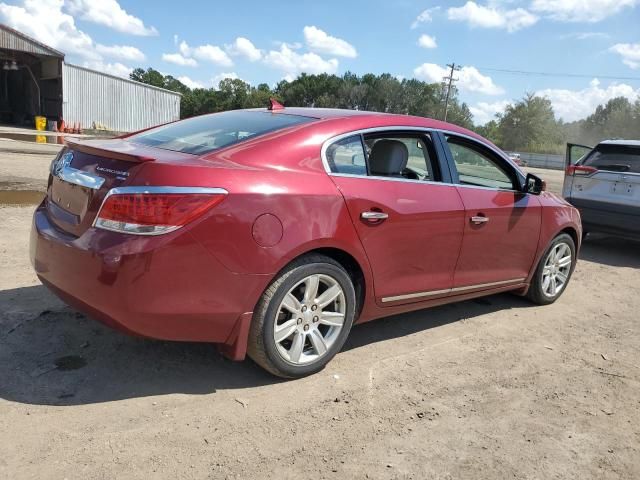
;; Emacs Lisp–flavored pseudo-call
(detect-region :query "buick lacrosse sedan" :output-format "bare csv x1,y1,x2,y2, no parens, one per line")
31,103,581,378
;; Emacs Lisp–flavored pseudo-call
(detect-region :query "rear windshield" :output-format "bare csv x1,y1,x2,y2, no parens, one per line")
129,110,315,155
582,144,640,174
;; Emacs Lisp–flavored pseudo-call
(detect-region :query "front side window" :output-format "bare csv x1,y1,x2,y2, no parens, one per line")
446,136,514,190
130,111,315,155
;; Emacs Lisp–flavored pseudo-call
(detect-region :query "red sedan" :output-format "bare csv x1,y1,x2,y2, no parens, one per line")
30,106,581,378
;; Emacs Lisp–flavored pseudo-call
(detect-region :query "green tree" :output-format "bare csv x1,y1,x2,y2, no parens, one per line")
497,93,560,152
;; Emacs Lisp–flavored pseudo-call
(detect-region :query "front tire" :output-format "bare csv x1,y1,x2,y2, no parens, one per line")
527,233,576,305
247,254,356,378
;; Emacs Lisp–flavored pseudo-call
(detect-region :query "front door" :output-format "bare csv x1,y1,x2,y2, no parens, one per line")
325,131,465,305
442,134,542,289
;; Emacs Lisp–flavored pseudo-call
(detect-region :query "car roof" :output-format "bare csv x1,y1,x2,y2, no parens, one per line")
599,139,640,147
252,107,490,145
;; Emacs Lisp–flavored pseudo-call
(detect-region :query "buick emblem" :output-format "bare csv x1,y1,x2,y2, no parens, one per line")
54,151,73,177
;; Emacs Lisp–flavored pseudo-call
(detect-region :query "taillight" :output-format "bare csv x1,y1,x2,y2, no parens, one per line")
566,165,597,176
94,187,227,235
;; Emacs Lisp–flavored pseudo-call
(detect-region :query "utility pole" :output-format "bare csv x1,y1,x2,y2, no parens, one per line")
442,63,461,122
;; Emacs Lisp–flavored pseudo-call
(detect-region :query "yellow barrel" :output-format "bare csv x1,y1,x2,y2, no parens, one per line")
35,116,47,131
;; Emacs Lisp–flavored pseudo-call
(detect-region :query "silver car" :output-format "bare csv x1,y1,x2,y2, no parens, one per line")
563,140,640,240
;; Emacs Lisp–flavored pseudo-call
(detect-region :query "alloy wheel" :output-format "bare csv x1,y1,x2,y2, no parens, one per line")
273,274,346,365
541,242,572,298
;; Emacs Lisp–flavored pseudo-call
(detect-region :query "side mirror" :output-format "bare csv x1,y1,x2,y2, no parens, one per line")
524,173,545,195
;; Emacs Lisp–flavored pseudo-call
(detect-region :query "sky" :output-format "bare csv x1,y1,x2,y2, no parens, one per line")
1,0,639,125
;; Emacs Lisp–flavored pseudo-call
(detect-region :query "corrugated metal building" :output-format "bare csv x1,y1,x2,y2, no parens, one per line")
0,24,181,132
62,64,180,132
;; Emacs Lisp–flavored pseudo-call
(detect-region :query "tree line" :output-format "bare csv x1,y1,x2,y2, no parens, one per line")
131,68,640,154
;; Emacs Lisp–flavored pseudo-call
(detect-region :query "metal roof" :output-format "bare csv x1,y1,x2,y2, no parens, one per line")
0,24,64,58
64,63,183,96
600,139,640,147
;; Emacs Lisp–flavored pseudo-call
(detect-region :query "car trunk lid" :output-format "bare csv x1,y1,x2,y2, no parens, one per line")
45,139,195,237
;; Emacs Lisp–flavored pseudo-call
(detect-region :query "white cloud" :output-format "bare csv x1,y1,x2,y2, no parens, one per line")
226,37,261,62
610,43,640,69
264,43,339,78
447,1,538,32
0,0,97,59
418,34,437,49
178,40,190,57
83,60,132,78
163,40,233,68
560,31,610,40
537,79,640,121
303,26,357,58
66,0,157,36
469,100,511,124
177,76,204,89
413,63,505,95
193,44,233,67
162,53,198,67
531,0,639,23
411,7,440,28
176,41,233,67
212,72,241,87
95,44,145,62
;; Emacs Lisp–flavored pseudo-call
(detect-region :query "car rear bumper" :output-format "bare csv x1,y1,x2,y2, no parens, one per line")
30,202,268,345
569,198,640,239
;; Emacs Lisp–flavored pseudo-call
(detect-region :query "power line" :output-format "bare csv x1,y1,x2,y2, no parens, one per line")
476,67,640,82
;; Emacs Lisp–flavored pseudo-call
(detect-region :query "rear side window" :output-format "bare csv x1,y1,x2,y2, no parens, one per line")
326,135,367,175
364,134,437,181
582,145,640,174
130,111,314,155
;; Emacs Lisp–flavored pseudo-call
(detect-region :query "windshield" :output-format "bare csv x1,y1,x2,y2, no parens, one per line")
129,110,315,155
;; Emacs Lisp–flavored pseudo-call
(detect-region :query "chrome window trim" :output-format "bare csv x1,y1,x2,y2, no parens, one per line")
93,186,228,236
320,126,525,194
381,278,526,303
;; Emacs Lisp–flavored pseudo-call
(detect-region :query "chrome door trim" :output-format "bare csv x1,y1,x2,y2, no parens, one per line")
381,287,451,303
381,277,526,303
450,278,526,293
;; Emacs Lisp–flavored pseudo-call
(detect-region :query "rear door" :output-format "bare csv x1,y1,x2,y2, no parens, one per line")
326,130,465,305
442,134,542,289
565,142,640,236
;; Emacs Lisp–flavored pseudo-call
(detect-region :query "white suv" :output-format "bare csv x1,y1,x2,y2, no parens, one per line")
563,140,640,240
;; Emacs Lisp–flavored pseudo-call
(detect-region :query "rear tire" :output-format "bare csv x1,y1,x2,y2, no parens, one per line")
527,233,576,305
247,254,356,378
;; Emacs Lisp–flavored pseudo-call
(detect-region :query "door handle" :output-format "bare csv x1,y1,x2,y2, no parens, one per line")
361,211,389,222
470,215,489,225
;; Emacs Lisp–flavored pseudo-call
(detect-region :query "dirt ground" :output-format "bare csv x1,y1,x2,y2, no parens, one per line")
1,143,639,479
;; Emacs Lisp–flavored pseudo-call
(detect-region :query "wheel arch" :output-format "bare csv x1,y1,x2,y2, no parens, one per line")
559,226,580,251
300,247,367,317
